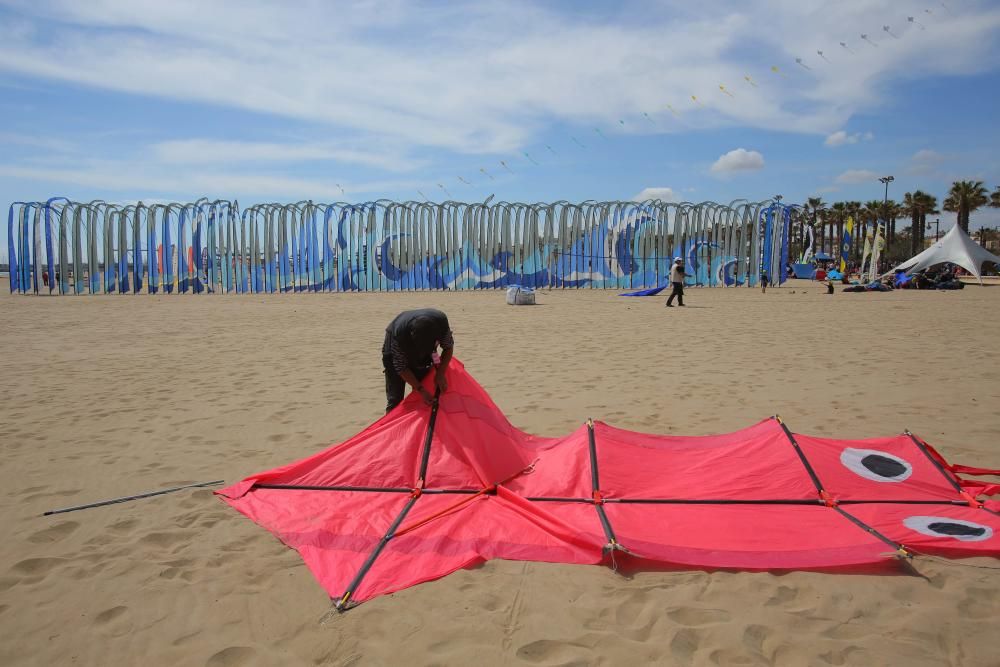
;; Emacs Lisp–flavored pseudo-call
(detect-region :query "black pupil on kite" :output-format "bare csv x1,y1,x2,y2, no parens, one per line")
927,522,986,537
861,454,907,478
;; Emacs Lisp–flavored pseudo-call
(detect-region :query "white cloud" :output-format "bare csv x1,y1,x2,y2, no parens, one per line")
0,0,996,155
911,149,945,165
151,139,421,172
710,148,764,174
632,187,677,202
0,162,423,200
906,148,949,176
824,130,874,147
834,169,880,184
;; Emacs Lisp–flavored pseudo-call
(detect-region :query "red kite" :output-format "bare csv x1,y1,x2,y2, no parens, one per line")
219,361,1000,609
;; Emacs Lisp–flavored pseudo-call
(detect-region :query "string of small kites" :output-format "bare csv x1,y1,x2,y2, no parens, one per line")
340,3,953,203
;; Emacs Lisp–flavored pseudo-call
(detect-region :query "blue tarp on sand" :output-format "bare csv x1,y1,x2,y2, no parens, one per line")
619,285,669,296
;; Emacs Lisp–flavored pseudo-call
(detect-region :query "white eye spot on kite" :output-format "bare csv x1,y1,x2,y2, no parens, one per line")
903,516,993,542
840,448,913,483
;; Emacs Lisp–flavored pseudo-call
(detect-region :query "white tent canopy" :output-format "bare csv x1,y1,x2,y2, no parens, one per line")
888,224,1000,284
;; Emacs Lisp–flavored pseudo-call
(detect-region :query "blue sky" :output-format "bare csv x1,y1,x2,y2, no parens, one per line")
1,0,999,258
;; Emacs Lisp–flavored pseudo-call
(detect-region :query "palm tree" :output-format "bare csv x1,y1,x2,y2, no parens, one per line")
828,202,845,261
904,191,925,255
943,180,989,232
845,201,862,262
991,186,1000,209
902,191,939,254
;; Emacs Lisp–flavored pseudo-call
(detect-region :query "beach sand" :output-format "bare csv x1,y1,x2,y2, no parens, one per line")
1,280,998,666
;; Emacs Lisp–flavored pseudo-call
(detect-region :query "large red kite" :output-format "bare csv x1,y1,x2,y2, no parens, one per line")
218,360,1000,609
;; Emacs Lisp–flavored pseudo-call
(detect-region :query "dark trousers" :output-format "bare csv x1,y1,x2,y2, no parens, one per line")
382,334,432,412
666,281,684,306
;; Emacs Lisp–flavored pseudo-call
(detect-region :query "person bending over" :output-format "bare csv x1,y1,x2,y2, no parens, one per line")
382,308,454,412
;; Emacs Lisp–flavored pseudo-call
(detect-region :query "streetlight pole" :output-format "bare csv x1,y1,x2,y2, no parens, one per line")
877,176,893,274
927,217,940,243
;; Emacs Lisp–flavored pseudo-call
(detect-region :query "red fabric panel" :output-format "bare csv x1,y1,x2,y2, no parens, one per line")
222,489,411,598
604,503,891,568
795,433,962,502
353,490,604,601
504,425,593,499
843,504,1000,559
217,408,428,498
593,420,818,501
423,362,556,489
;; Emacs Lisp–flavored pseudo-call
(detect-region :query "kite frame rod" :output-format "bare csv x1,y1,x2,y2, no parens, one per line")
774,416,827,496
832,505,907,553
608,498,975,506
254,484,480,495
586,418,600,492
335,494,419,611
608,498,822,505
255,484,413,493
42,480,224,516
904,431,966,496
416,389,442,486
585,419,620,547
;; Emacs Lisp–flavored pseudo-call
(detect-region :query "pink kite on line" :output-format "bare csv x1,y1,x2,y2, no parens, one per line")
218,360,1000,609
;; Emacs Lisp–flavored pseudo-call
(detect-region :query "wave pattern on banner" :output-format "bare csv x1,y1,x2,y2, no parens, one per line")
7,198,794,294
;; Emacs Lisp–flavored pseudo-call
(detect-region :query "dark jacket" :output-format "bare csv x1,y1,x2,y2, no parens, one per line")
385,308,451,368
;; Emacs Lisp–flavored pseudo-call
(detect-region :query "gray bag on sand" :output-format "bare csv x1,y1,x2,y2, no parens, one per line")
506,286,536,305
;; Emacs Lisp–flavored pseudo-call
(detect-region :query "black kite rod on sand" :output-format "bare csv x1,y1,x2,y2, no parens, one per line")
42,480,225,516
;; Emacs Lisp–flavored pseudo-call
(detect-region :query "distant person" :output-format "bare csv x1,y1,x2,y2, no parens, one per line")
665,258,686,307
761,271,770,293
382,308,454,413
826,280,834,294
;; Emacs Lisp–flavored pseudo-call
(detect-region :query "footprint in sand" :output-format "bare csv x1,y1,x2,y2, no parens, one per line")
23,488,81,503
94,605,133,637
763,584,797,606
670,627,703,661
515,639,589,665
28,521,80,543
666,607,732,626
957,587,997,620
709,648,758,666
11,557,65,578
138,530,194,549
205,646,257,667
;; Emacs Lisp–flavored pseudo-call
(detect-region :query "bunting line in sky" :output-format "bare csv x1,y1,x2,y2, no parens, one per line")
418,4,948,202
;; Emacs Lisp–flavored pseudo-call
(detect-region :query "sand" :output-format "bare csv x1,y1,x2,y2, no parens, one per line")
1,280,998,666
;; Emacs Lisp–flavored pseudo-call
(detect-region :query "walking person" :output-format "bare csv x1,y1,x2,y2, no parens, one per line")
665,257,686,307
761,270,770,293
382,308,454,413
